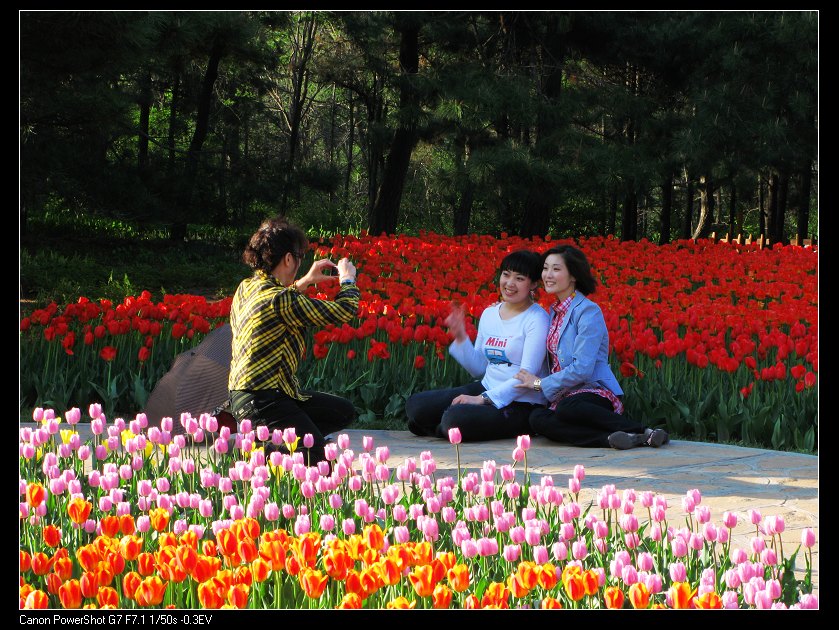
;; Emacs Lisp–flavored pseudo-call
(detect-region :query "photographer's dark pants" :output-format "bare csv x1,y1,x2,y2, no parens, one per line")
528,392,646,448
405,381,536,442
229,389,355,463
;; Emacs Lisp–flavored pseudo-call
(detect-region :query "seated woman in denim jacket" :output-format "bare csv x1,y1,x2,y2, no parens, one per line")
514,245,669,450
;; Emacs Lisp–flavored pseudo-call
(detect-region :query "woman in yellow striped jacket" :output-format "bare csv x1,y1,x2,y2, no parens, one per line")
228,216,360,465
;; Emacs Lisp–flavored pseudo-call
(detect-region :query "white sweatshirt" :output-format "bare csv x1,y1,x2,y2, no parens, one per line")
448,302,550,408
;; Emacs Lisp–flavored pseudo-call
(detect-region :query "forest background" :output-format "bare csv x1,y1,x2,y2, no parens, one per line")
20,10,817,306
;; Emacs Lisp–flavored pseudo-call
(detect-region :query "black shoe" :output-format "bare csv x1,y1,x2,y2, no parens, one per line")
407,419,429,437
608,431,648,450
645,428,670,448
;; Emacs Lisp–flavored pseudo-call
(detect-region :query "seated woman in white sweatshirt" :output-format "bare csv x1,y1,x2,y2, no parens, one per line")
405,250,550,441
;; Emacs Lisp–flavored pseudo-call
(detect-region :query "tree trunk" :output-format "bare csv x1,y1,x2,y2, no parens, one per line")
608,188,618,236
765,170,778,242
621,189,638,241
772,170,789,244
166,72,181,176
369,18,420,236
281,13,318,210
681,178,694,239
758,171,766,237
453,135,473,235
344,90,355,214
797,162,812,242
692,175,714,239
520,13,565,238
659,175,673,245
727,182,737,240
138,71,151,178
171,38,225,241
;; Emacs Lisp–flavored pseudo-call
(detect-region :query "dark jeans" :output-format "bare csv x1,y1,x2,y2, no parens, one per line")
528,391,646,448
229,388,355,462
405,381,536,442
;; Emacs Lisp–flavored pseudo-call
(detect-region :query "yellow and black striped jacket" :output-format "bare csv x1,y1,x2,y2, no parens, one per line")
228,270,360,400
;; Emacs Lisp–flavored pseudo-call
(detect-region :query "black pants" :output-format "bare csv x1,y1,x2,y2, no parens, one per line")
229,389,355,462
528,392,646,448
405,381,536,442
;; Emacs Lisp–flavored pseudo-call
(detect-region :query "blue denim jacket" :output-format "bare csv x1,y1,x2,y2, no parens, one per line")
540,292,623,404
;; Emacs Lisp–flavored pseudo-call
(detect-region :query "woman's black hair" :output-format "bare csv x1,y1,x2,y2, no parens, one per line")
242,216,309,274
499,250,542,282
541,245,597,295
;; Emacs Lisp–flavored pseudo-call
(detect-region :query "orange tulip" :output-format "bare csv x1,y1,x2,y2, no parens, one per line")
363,523,385,550
299,567,329,599
119,514,136,535
324,547,353,581
135,575,167,607
180,529,199,549
149,507,170,533
238,517,261,541
480,582,510,609
541,596,563,609
216,528,239,558
202,540,217,557
79,571,99,599
386,596,417,609
251,558,271,583
24,589,49,609
447,563,470,593
537,563,559,590
58,579,82,609
435,551,457,571
197,578,226,609
158,532,178,549
259,539,288,572
604,585,625,609
668,582,697,609
291,532,321,569
175,545,198,574
507,572,532,599
628,582,651,609
359,566,382,598
694,591,723,609
67,497,92,525
43,524,61,547
563,573,586,602
26,483,45,508
344,570,364,597
516,561,539,590
99,515,120,538
192,555,222,583
31,552,53,576
233,565,253,587
96,558,118,587
375,556,401,587
582,569,600,596
337,592,363,609
122,571,142,601
432,583,452,609
97,586,119,608
360,547,379,566
227,583,250,609
412,541,433,565
137,552,157,576
238,537,259,564
20,549,32,573
159,558,187,584
119,535,143,561
463,594,481,609
45,573,63,595
408,564,436,598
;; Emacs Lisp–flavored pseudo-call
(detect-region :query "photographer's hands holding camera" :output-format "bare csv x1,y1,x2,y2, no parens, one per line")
295,257,357,292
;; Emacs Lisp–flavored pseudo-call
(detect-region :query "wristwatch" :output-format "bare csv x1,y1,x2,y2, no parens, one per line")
481,392,492,405
533,378,542,392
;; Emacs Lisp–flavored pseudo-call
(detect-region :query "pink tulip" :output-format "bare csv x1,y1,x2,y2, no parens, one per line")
572,538,588,560
506,482,521,499
722,590,740,609
65,407,81,425
362,435,374,451
670,536,688,558
730,548,748,564
760,548,777,565
568,477,580,494
722,511,738,529
801,527,816,548
748,508,762,525
503,544,521,563
703,522,718,542
533,545,548,564
516,435,531,451
573,464,585,481
393,525,410,544
512,446,525,462
460,539,478,559
88,403,102,420
797,594,818,609
750,536,765,555
448,427,462,444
